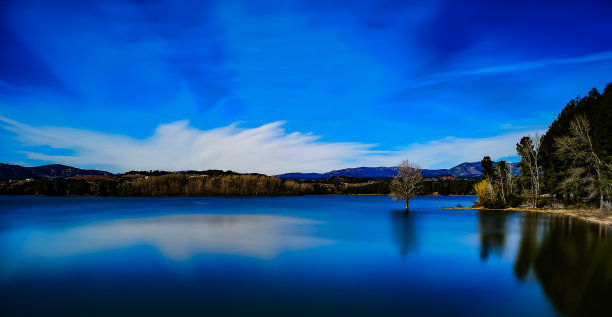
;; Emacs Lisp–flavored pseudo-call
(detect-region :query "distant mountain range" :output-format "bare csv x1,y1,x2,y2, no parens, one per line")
1,161,519,182
276,161,520,180
0,163,114,182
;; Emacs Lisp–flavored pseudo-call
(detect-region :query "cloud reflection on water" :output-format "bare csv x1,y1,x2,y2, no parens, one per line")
5,214,333,262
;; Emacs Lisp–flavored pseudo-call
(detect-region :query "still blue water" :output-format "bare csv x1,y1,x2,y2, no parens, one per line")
0,195,610,316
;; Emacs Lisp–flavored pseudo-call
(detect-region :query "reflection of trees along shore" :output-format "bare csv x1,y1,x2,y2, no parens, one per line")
514,213,612,316
478,211,511,261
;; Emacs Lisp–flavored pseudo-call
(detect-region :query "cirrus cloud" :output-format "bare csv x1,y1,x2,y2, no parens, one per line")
0,115,540,174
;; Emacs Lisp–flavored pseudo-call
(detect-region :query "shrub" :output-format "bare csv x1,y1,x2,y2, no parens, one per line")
474,180,495,206
537,196,558,208
507,195,522,208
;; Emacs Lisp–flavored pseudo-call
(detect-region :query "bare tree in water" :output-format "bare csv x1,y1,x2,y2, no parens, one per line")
390,160,423,210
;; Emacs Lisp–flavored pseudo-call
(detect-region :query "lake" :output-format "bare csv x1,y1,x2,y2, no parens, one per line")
0,195,610,316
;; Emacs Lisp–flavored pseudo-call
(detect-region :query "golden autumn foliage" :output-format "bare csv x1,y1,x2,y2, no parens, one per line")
474,179,493,206
118,173,314,196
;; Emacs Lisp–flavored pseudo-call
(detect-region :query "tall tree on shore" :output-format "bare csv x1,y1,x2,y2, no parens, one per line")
506,162,516,198
481,156,494,180
538,84,612,203
390,160,423,210
476,156,499,207
517,134,542,207
495,160,509,204
555,114,604,208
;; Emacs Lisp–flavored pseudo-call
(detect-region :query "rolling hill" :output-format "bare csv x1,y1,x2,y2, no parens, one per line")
276,161,519,180
0,163,114,182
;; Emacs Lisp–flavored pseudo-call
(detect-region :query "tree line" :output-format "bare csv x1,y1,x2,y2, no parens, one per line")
475,83,612,209
0,174,314,197
0,172,478,197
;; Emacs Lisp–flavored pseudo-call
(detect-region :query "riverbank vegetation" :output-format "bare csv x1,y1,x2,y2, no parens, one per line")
0,171,478,197
475,83,612,211
0,173,314,197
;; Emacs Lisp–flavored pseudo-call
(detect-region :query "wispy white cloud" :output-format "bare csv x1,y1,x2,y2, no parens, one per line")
0,115,378,174
391,132,545,169
0,116,541,173
407,50,612,89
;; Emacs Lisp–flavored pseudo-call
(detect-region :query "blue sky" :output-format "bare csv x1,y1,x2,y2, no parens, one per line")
1,0,612,174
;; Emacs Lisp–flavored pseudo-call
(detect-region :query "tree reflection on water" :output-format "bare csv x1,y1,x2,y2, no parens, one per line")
477,211,512,261
514,213,612,316
390,210,418,256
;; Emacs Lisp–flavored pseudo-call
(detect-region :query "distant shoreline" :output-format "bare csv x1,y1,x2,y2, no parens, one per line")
0,189,479,197
0,193,473,197
443,206,612,226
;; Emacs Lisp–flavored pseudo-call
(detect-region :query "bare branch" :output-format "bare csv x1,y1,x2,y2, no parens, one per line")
389,160,424,209
555,114,604,207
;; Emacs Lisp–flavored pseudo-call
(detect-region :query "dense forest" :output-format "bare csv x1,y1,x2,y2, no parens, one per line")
0,172,477,197
307,177,476,196
0,174,314,197
475,82,612,209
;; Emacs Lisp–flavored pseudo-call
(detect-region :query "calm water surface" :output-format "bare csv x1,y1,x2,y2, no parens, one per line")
0,195,610,316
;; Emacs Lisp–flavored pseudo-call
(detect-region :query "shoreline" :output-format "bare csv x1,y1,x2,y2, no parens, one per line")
0,193,474,197
443,206,612,226
3,193,610,225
